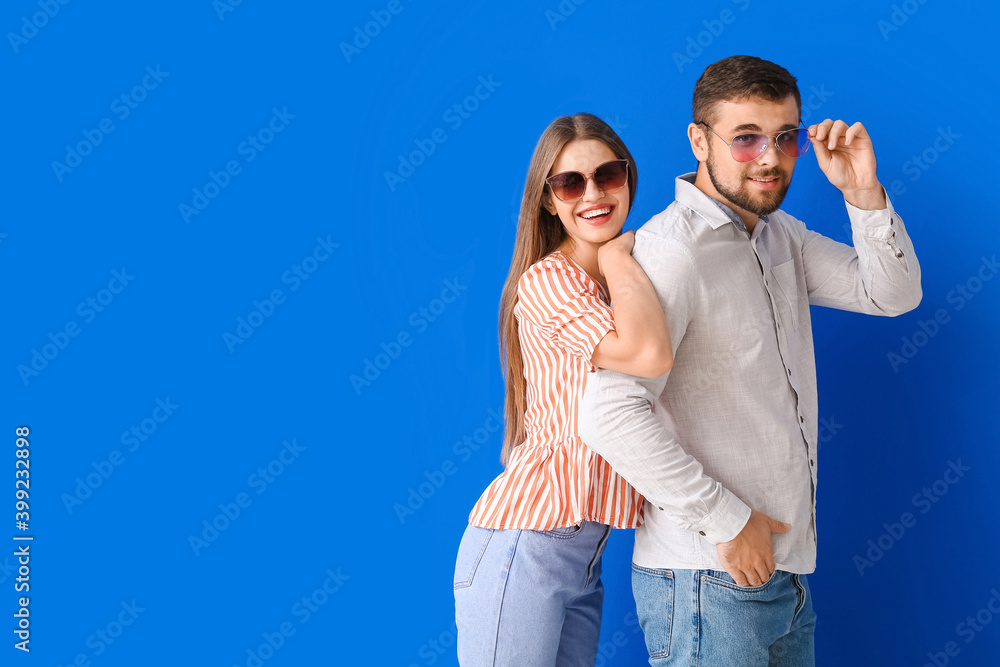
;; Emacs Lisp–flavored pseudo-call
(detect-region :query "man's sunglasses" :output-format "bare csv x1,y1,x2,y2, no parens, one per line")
545,159,629,202
698,121,811,162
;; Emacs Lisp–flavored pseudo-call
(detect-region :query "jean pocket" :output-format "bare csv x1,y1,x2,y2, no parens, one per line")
631,564,674,659
454,526,493,590
701,568,778,594
538,523,583,539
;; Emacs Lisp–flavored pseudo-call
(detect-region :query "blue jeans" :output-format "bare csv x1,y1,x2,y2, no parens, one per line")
454,521,611,666
631,566,817,666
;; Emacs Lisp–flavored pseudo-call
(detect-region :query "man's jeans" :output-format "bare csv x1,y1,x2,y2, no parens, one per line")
454,521,611,666
632,565,817,666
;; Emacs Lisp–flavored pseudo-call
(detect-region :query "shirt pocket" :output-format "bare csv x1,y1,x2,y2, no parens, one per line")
769,260,801,331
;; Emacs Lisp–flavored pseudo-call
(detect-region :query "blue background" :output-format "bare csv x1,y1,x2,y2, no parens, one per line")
3,0,999,665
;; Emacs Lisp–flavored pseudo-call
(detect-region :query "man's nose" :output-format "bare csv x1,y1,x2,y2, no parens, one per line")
754,139,781,166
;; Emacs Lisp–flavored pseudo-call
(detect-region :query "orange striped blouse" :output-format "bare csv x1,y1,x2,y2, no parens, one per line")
468,250,644,530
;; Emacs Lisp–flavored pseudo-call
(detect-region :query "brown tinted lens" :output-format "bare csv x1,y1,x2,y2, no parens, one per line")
548,171,586,201
594,160,628,191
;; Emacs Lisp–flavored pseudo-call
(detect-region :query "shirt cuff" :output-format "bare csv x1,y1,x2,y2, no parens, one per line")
688,487,751,545
844,187,898,240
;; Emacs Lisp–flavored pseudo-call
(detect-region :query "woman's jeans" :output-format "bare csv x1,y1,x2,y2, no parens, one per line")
631,565,817,666
454,521,611,666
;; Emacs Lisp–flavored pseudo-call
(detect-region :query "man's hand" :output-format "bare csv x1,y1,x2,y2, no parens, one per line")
808,119,886,211
715,509,791,587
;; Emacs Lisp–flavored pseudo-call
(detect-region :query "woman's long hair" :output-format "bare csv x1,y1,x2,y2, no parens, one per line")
499,113,637,465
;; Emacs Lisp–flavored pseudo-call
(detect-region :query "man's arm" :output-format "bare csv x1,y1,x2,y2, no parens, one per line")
578,231,751,544
798,194,921,314
801,119,921,313
580,231,791,585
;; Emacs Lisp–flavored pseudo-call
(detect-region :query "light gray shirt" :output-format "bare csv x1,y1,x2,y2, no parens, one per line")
578,173,922,574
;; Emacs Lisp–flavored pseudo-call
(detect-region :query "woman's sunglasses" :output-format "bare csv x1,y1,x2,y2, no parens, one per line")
545,159,629,202
698,122,811,162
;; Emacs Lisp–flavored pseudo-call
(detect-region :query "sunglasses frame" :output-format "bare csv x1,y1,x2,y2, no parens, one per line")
544,159,630,202
697,121,811,162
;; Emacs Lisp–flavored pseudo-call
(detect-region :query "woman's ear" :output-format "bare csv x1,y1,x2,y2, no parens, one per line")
541,191,557,217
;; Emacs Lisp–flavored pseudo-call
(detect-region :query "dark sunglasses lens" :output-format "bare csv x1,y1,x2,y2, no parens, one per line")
594,161,628,191
549,172,585,201
730,134,768,162
777,128,810,157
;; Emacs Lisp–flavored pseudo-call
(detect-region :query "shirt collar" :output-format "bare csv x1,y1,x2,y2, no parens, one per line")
674,172,770,233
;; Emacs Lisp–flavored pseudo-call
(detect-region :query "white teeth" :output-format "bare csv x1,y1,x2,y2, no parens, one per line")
581,207,611,219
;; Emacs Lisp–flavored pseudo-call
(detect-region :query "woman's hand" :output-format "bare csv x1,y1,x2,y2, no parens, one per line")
597,230,635,276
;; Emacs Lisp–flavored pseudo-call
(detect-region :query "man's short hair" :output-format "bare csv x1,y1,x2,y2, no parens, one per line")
693,55,801,126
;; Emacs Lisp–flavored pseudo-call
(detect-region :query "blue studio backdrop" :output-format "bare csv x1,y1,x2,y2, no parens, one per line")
3,1,999,665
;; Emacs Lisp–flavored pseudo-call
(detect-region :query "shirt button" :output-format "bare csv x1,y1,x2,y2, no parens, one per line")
699,531,706,536
658,506,664,511
787,368,791,376
810,459,815,466
896,251,903,258
800,415,804,423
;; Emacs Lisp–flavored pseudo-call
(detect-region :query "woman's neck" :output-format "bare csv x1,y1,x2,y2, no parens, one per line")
558,242,607,291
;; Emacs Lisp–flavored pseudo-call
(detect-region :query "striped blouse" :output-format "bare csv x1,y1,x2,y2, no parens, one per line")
468,250,644,530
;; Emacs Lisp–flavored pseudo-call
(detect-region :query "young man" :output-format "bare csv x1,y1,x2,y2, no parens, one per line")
578,55,922,665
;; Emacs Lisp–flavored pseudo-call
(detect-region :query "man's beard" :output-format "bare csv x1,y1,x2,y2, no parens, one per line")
706,144,792,217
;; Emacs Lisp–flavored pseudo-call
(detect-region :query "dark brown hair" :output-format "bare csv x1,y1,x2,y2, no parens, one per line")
693,55,801,126
498,113,637,465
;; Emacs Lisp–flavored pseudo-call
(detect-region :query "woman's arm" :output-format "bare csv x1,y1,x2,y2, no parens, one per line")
591,231,673,378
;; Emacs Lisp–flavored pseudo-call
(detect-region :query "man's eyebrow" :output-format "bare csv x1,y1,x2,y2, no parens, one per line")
730,123,799,133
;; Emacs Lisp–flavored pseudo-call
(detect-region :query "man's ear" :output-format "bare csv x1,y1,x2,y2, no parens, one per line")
688,122,710,162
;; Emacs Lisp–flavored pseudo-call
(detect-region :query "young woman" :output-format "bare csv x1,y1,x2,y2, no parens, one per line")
454,113,673,666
